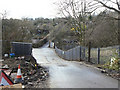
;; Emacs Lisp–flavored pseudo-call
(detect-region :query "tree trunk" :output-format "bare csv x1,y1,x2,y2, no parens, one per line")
88,42,91,62
118,13,120,45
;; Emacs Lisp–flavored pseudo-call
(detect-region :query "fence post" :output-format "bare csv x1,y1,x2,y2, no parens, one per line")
53,42,55,49
68,50,70,60
48,41,50,48
72,49,73,60
88,42,91,62
83,47,85,60
97,48,100,64
80,46,81,60
119,46,120,57
62,51,65,59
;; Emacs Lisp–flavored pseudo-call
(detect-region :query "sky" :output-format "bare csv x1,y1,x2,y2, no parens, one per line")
0,0,59,19
0,0,117,19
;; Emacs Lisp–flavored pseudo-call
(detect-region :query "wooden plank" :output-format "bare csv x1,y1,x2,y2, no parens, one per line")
0,83,22,89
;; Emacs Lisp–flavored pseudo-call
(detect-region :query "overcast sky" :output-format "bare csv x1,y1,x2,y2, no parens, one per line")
0,0,59,19
0,0,117,19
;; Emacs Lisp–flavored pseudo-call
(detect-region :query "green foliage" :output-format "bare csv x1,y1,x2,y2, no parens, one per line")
102,56,119,71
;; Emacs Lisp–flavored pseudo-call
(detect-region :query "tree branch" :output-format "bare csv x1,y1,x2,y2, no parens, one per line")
116,0,120,10
96,0,120,14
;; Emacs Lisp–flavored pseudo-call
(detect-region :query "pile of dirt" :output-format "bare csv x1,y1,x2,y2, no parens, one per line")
1,55,49,88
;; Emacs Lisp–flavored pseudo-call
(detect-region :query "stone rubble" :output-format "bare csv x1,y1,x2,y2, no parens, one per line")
1,55,49,88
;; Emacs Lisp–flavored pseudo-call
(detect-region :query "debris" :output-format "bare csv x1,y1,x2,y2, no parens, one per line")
10,53,15,58
18,57,21,60
22,85,25,88
28,82,33,86
21,56,25,60
4,54,9,58
2,65,9,69
0,83,22,89
2,55,49,88
101,70,106,73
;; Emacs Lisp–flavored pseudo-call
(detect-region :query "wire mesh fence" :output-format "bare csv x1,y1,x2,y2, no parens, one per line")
90,48,98,64
99,46,119,64
55,44,120,65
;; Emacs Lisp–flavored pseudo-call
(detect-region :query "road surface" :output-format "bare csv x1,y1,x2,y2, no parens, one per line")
33,44,118,88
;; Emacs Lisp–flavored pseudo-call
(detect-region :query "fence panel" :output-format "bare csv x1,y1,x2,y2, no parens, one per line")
61,51,65,59
64,51,66,59
72,48,76,60
100,46,119,65
81,47,85,60
55,47,58,53
76,46,80,60
85,47,88,61
55,47,58,54
55,44,120,65
65,50,69,60
91,48,98,64
57,48,61,57
11,42,32,56
119,46,120,57
60,49,63,58
69,49,73,60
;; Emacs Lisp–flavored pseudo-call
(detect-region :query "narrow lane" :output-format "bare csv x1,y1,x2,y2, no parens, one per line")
33,46,118,88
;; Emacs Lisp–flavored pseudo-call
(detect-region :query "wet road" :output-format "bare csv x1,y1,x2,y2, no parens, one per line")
33,45,118,88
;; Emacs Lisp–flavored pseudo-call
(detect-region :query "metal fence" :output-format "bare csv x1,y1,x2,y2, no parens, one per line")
55,45,120,65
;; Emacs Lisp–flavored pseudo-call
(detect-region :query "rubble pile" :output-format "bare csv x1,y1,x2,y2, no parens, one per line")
2,55,49,88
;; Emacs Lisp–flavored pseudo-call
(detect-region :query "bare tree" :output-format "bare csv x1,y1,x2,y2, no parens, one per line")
87,0,120,19
57,0,120,46
56,0,91,45
92,0,120,44
0,10,8,19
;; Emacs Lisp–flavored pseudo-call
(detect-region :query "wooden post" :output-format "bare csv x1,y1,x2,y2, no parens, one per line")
97,48,100,64
88,42,91,62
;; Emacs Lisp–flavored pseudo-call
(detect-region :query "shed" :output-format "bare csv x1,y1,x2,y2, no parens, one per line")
11,42,32,56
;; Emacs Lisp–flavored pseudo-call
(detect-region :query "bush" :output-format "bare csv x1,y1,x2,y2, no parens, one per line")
102,55,119,71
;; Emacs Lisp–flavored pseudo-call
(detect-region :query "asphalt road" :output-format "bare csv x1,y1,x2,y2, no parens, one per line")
33,44,118,88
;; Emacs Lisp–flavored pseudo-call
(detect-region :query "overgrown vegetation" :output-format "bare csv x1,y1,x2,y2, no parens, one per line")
1,0,119,55
102,53,119,71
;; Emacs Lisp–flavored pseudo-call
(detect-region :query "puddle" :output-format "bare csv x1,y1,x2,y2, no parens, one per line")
57,64,67,67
